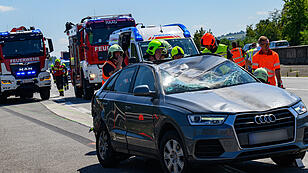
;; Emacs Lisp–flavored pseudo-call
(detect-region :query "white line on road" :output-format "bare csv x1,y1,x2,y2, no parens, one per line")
286,88,308,91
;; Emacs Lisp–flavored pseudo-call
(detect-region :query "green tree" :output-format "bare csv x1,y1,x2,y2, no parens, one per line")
193,27,206,51
281,0,308,45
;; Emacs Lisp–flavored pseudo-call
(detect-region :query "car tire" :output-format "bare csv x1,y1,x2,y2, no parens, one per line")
40,87,50,100
96,125,119,168
159,131,189,173
271,151,306,167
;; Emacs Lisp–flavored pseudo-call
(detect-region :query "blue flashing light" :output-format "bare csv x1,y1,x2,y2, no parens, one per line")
164,24,191,38
132,27,143,41
31,71,35,74
17,72,21,76
27,71,32,75
0,32,9,36
32,29,41,33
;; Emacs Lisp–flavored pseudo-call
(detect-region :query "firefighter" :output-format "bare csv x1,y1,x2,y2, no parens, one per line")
102,44,124,85
159,39,172,59
52,59,66,96
253,68,269,84
144,39,166,61
62,62,69,90
201,33,233,60
230,42,245,68
245,42,258,72
171,46,184,59
252,36,283,87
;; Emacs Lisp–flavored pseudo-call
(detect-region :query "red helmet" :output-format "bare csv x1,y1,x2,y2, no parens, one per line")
200,33,215,47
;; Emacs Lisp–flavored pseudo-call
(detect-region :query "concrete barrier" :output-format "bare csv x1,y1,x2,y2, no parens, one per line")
272,45,308,65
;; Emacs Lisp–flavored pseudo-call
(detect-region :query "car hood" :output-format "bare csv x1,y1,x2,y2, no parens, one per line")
165,83,300,113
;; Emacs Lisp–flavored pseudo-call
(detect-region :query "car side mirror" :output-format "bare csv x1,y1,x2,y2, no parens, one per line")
133,85,156,97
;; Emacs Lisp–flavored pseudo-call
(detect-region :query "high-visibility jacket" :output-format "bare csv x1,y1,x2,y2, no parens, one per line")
202,44,228,58
102,61,117,85
231,47,245,67
252,49,280,86
52,65,65,77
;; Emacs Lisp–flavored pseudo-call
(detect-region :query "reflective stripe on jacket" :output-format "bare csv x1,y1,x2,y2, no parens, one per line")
202,44,228,58
252,49,280,86
52,65,65,77
102,61,117,85
231,47,245,67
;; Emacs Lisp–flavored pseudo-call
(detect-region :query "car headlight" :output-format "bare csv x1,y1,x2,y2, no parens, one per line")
1,80,12,84
187,115,228,125
292,101,307,116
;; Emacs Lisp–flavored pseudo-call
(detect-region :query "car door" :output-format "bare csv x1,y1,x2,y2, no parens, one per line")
125,65,157,153
105,66,137,152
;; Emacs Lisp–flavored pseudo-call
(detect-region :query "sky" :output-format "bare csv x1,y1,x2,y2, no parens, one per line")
0,0,284,57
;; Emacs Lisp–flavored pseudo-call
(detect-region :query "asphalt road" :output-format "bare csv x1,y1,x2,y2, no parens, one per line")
0,77,308,173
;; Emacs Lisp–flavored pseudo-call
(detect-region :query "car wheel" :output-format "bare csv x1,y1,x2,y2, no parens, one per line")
271,151,306,167
0,94,7,103
96,125,118,168
40,87,50,100
160,131,189,173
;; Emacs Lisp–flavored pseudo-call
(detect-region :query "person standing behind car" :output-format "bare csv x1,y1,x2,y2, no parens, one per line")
230,42,245,68
171,46,184,59
252,36,283,87
245,42,258,72
102,44,124,85
201,33,233,60
144,39,166,61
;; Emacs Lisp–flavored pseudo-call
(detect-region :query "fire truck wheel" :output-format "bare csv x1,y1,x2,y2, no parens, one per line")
74,85,82,98
40,87,50,100
0,94,7,104
82,77,94,100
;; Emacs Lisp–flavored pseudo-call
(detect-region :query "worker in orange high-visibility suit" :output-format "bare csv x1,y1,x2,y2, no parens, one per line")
230,42,245,68
252,36,283,88
102,44,125,85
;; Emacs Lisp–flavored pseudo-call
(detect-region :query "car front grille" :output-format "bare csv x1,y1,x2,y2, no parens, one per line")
234,109,295,148
194,139,225,158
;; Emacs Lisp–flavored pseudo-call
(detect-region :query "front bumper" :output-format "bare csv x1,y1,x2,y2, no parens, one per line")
0,72,51,95
182,108,308,164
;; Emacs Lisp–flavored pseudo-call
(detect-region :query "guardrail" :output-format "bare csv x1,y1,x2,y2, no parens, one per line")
272,45,308,65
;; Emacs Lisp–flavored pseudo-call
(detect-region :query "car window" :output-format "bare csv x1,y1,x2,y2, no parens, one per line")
104,73,119,91
114,67,137,93
134,66,155,91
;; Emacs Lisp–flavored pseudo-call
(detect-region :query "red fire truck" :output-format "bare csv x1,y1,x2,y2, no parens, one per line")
65,14,136,99
0,26,53,102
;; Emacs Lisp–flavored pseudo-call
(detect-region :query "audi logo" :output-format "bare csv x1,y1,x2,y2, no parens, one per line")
254,114,277,124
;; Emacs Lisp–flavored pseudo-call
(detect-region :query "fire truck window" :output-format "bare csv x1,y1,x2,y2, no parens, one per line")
89,32,93,45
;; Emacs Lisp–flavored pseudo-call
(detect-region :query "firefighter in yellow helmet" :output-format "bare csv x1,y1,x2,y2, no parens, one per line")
171,46,184,59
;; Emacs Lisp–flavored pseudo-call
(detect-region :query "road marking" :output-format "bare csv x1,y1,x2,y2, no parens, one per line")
286,88,308,91
2,107,95,149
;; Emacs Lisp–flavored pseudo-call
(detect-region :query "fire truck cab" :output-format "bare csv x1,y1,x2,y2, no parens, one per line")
0,26,53,102
108,24,199,62
66,14,135,99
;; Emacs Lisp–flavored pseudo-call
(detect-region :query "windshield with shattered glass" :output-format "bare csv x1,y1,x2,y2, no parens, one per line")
159,56,257,94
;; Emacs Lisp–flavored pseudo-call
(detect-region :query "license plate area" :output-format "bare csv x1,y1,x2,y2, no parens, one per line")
249,128,290,145
22,79,34,84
